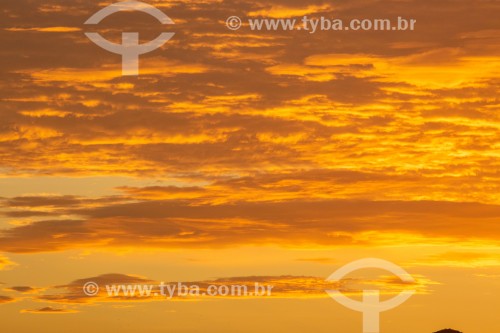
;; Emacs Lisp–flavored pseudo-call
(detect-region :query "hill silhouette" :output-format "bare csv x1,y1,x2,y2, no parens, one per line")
433,329,463,333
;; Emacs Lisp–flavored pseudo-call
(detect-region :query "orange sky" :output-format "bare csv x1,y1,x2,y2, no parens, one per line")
0,0,499,332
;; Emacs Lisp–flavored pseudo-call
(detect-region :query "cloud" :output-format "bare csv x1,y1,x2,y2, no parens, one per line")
295,257,336,264
249,4,333,18
0,2,495,328
40,273,154,303
416,252,500,268
0,0,498,190
1,197,500,253
21,307,78,314
0,256,16,270
4,27,81,32
0,295,15,304
36,272,431,306
7,286,43,293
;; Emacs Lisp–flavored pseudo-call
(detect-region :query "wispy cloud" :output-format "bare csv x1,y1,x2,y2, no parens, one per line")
21,306,78,314
32,272,432,307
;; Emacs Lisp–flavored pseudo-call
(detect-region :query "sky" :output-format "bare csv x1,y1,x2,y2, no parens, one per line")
0,0,499,332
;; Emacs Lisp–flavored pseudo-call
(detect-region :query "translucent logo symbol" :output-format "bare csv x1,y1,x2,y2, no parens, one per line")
84,1,175,76
326,258,415,333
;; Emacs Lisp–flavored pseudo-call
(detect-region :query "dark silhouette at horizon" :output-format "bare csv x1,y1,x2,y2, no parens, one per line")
433,329,463,333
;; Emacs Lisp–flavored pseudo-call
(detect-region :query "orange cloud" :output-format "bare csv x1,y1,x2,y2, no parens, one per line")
0,295,15,304
7,286,44,293
5,27,81,32
34,272,431,307
0,255,15,270
1,196,500,253
21,307,78,314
